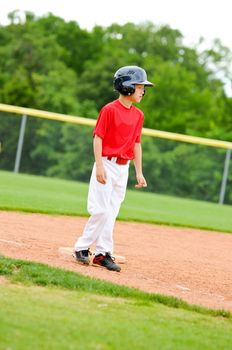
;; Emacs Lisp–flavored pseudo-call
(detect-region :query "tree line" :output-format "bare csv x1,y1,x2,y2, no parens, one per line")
0,10,231,203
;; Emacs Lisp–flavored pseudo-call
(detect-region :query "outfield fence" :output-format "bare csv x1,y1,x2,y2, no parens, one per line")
0,103,231,204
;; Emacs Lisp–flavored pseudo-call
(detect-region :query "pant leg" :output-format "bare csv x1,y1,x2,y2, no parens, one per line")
95,161,129,255
74,162,113,251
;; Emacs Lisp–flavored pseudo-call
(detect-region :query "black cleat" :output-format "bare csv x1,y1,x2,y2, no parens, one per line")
73,249,91,265
92,252,121,272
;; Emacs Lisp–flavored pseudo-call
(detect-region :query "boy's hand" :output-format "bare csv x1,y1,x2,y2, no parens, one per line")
135,174,147,188
96,164,107,184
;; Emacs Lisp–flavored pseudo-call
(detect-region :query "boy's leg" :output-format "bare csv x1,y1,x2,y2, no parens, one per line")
95,162,129,255
74,162,113,252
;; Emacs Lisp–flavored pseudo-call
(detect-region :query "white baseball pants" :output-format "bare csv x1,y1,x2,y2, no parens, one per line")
74,157,129,255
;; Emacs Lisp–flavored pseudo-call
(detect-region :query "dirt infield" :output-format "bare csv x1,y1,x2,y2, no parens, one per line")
1,210,232,312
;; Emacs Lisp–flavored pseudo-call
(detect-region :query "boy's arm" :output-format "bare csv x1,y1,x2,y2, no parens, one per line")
133,142,147,188
93,135,107,184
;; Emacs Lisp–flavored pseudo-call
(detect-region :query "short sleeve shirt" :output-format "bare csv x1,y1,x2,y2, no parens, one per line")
93,99,144,160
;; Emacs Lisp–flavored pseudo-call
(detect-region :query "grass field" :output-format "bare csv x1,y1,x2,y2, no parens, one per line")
0,256,232,350
0,170,232,232
1,170,232,349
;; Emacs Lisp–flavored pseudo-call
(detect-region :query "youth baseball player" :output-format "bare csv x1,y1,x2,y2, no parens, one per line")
73,65,154,272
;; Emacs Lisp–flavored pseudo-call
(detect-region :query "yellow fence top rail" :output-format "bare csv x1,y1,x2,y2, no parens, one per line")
0,103,232,150
0,103,95,127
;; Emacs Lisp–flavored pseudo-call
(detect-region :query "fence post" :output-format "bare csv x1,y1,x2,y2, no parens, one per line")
14,114,27,173
219,149,231,204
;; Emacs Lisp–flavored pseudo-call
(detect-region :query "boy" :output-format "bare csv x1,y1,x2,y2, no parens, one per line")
73,66,154,272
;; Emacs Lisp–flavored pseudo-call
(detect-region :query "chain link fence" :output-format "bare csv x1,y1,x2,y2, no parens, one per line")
0,103,231,205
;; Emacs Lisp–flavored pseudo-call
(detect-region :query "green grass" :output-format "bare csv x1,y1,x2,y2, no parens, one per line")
1,255,229,318
0,170,232,232
1,170,231,349
0,256,232,350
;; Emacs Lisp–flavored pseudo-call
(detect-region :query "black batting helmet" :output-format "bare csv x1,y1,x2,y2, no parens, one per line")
113,65,154,96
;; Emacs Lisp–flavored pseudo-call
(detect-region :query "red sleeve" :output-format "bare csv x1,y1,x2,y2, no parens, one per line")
93,106,109,139
135,114,144,143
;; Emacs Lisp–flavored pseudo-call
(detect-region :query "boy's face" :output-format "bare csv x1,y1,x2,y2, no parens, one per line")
130,84,145,103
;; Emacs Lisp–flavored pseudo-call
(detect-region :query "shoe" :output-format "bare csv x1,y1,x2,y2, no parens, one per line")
92,252,121,272
73,249,91,265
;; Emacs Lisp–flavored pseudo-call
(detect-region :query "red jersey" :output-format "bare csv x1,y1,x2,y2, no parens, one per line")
93,99,144,160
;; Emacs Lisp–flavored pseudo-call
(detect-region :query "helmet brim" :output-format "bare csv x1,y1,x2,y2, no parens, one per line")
124,80,154,87
140,80,154,87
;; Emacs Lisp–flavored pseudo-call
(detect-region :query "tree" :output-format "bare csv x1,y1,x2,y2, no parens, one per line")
0,13,231,203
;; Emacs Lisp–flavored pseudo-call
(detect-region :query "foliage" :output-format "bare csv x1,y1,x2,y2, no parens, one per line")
0,11,232,203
